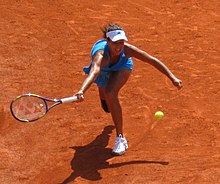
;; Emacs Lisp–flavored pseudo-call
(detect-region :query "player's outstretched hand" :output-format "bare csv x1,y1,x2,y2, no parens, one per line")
172,77,183,89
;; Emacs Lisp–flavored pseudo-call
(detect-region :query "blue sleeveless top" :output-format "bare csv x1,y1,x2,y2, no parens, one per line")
83,40,133,88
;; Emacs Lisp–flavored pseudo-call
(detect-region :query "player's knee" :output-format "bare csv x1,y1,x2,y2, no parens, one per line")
104,89,118,100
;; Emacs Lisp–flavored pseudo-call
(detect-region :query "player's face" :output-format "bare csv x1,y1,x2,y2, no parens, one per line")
108,40,125,56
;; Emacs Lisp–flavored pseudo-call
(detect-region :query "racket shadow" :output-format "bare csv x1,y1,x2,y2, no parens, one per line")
61,125,169,184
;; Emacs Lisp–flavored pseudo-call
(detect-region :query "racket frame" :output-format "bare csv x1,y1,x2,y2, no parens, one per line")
10,93,78,122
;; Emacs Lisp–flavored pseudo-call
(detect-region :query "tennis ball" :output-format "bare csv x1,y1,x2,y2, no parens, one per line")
154,111,164,120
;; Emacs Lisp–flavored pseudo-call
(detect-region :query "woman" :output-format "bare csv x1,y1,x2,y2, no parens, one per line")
75,23,182,156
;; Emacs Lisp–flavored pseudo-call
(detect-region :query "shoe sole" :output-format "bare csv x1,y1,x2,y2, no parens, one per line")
112,151,126,156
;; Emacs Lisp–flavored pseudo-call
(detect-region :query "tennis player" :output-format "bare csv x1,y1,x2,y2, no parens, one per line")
75,23,182,156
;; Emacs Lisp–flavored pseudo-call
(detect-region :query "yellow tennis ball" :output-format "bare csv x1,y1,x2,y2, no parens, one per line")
154,111,164,120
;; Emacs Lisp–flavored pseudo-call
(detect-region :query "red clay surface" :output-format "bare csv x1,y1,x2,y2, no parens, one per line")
0,0,220,183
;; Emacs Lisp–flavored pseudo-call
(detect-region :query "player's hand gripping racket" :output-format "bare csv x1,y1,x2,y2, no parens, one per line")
10,94,78,122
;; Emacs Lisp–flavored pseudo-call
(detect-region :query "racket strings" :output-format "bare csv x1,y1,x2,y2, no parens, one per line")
12,97,46,121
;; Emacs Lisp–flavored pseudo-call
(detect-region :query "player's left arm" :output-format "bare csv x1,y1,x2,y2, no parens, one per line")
125,43,183,89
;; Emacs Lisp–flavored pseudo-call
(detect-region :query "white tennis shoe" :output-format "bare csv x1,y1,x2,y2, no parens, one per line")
112,134,128,156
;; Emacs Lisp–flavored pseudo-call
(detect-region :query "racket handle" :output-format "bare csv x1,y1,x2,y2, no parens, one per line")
60,96,78,103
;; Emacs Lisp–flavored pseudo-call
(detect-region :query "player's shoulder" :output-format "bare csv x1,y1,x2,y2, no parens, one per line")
125,42,138,49
124,42,140,57
91,40,107,57
93,49,105,57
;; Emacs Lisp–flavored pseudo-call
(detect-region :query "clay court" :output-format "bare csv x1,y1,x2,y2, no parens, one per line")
0,0,220,183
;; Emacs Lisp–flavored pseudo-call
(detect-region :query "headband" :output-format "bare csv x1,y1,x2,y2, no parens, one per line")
106,30,128,42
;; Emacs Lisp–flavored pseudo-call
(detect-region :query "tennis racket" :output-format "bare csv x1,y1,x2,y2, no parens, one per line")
10,93,78,122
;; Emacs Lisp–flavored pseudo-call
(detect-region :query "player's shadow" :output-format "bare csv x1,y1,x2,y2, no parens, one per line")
61,125,169,183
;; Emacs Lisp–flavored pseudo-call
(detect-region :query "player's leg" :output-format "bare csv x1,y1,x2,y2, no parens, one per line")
99,69,131,136
100,69,131,155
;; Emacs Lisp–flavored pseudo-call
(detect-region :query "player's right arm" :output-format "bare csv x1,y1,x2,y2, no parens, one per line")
75,51,104,100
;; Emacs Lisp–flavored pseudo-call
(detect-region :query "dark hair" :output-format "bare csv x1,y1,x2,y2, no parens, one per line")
101,23,124,39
